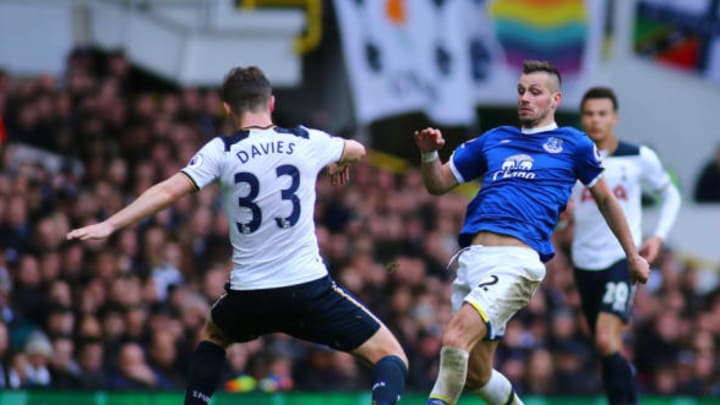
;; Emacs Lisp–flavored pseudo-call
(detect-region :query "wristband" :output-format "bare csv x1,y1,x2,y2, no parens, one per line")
421,151,439,163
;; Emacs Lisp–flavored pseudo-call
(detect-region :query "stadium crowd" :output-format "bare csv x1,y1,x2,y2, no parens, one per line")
0,49,718,396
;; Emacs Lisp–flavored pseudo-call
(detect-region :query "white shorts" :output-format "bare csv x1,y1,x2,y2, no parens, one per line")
449,245,546,340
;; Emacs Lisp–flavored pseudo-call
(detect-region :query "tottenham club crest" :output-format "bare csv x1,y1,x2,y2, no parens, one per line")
543,137,564,153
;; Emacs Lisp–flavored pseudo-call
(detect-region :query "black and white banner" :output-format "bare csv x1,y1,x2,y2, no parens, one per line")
335,0,605,126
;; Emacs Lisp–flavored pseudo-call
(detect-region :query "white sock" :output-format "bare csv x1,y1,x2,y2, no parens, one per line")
428,346,469,405
472,369,523,405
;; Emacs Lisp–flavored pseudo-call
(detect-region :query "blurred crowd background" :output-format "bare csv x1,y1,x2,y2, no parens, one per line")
0,48,719,396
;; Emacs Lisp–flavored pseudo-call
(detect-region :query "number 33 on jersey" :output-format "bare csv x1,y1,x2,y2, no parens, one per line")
181,126,345,289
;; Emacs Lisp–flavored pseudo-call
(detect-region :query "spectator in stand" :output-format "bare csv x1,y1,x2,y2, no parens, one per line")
77,339,107,388
22,332,53,387
147,329,185,388
48,336,82,388
0,320,21,389
523,349,555,395
108,342,173,389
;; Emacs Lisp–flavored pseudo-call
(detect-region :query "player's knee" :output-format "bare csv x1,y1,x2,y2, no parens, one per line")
377,353,409,373
441,305,488,351
441,327,474,352
201,320,231,348
359,327,408,366
373,341,408,367
389,349,409,368
594,328,619,355
382,338,408,367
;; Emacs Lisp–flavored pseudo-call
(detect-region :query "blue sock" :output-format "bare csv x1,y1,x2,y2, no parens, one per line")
371,355,407,405
601,352,638,405
185,341,226,405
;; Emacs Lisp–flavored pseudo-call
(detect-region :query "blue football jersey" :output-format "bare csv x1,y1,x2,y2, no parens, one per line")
449,124,603,262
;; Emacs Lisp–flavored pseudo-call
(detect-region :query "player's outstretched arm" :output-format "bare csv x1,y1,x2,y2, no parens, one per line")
589,177,650,283
414,127,458,195
66,172,196,240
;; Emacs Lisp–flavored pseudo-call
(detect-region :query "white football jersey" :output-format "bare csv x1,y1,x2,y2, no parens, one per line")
571,142,672,270
181,126,345,289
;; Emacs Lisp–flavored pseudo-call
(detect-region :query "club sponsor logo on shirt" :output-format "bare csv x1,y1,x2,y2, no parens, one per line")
543,137,564,153
493,154,535,181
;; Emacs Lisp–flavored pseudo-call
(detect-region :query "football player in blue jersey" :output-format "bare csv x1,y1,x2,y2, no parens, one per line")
414,60,650,405
67,66,408,405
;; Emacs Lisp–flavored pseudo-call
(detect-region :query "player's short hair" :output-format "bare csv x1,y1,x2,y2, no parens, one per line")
581,86,618,111
522,60,562,89
221,66,272,115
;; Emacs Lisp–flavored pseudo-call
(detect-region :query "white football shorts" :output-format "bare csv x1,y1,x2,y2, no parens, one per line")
449,245,546,340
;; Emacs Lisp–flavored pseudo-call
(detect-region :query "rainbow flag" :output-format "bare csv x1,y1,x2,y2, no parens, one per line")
490,0,589,75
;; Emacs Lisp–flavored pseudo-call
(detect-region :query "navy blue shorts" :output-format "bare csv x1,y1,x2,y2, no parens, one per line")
210,275,381,351
573,259,636,333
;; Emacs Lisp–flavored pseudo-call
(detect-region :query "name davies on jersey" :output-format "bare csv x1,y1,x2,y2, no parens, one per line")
236,141,296,163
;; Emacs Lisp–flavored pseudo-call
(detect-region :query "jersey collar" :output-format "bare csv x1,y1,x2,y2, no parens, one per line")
521,122,558,135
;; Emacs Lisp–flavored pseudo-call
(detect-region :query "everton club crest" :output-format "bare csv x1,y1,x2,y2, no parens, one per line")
543,137,563,153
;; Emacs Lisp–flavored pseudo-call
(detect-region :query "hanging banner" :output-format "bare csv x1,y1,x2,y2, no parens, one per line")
335,0,606,126
634,0,720,85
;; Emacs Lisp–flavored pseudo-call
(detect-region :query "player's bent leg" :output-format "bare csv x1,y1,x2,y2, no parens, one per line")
596,312,638,405
467,341,523,405
352,324,408,405
427,304,488,405
465,340,498,389
351,324,408,365
467,342,523,405
470,369,524,405
185,319,231,405
442,304,489,351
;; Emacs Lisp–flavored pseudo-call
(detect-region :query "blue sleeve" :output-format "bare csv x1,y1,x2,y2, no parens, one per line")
574,135,604,186
450,135,488,184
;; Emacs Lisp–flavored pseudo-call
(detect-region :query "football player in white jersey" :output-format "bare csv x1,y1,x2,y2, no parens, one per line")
67,66,408,405
571,87,681,405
